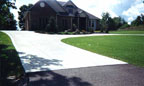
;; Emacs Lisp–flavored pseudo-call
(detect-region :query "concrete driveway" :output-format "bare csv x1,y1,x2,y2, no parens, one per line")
3,31,127,73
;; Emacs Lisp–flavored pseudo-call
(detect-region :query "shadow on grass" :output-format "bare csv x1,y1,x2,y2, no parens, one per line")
0,44,25,86
28,70,92,86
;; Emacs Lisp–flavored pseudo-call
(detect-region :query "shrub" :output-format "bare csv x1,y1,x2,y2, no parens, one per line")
119,24,130,29
45,17,58,33
72,24,77,31
88,28,94,33
74,29,80,34
81,30,87,34
67,29,73,32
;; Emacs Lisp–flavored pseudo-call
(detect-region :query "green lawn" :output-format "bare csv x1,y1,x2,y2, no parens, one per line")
62,35,144,67
110,30,144,34
0,32,24,86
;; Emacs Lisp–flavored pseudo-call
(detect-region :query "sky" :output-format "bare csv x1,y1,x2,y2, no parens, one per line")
11,0,144,29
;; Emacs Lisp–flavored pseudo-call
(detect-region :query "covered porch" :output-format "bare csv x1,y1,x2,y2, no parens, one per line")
69,11,97,31
70,17,97,31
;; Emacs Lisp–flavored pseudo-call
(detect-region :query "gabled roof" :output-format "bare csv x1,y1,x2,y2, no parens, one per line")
86,12,99,20
58,1,67,6
58,1,99,19
40,0,66,13
62,0,78,8
27,0,99,19
77,8,99,20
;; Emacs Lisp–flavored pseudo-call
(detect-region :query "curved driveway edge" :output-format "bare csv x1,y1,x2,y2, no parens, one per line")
3,31,127,73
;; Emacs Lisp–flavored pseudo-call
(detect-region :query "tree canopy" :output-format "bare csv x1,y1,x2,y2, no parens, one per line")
131,14,144,26
100,12,128,32
100,12,110,33
0,0,17,30
18,4,33,30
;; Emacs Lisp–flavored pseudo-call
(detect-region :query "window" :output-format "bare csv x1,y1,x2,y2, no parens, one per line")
68,9,73,14
66,5,74,14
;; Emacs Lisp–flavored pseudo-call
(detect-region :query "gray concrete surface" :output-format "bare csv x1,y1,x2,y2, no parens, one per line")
3,31,127,73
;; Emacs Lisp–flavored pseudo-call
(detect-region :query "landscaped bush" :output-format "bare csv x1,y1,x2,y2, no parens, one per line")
58,31,73,35
72,24,77,31
45,17,58,33
81,30,87,34
58,29,97,35
74,29,80,34
67,29,73,32
88,28,94,33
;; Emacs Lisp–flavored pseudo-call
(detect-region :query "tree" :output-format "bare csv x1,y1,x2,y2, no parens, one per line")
113,17,122,29
6,13,17,30
0,0,17,30
107,17,116,31
100,12,112,33
140,14,144,24
131,16,143,26
100,12,109,32
113,17,128,30
113,17,120,30
18,4,33,30
119,23,130,29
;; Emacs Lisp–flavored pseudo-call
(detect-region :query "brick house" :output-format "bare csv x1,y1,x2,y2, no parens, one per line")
24,0,100,31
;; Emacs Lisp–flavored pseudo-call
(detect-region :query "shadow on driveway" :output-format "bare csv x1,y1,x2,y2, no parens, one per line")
17,52,92,86
28,70,92,86
18,52,63,72
26,64,144,86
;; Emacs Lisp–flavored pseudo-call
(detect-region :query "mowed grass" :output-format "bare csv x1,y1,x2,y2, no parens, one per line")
0,32,24,86
62,35,144,67
110,30,144,34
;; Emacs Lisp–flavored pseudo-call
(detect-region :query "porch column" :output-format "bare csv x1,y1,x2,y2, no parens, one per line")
29,11,31,30
91,20,92,28
86,17,87,31
71,17,73,29
78,17,79,29
56,14,58,25
95,19,97,30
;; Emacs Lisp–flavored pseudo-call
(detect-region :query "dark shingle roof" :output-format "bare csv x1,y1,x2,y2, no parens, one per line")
57,1,99,19
29,0,99,19
58,1,67,6
77,8,99,19
85,11,99,19
43,0,66,13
